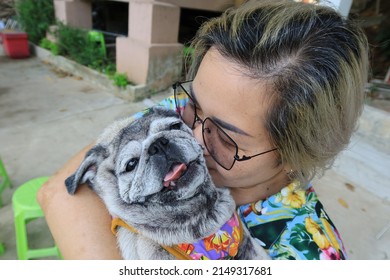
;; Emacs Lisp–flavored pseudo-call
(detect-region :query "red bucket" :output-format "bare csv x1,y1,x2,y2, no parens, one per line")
2,31,30,59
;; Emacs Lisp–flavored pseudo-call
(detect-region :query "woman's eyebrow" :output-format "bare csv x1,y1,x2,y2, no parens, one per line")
213,117,251,136
190,83,251,136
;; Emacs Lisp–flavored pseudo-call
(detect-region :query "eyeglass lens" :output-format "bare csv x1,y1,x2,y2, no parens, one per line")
174,82,238,170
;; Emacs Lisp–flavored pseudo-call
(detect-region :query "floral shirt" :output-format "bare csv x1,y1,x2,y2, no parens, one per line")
237,180,347,260
135,95,347,260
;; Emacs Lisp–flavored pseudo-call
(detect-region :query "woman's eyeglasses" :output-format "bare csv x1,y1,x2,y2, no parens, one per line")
173,81,277,170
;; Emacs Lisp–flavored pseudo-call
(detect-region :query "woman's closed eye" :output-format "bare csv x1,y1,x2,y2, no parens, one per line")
216,128,236,148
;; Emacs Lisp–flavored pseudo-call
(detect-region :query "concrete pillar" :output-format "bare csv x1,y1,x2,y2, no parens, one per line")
53,0,92,29
117,38,182,87
128,1,180,44
116,0,183,88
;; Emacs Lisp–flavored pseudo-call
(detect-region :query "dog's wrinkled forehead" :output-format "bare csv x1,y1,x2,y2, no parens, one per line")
117,107,183,145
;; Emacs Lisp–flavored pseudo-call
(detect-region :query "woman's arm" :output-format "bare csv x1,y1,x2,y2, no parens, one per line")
36,144,122,259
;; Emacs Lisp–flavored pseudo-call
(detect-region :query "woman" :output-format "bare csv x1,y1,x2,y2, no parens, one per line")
37,0,369,260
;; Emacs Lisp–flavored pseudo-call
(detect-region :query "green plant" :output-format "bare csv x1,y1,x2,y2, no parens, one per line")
55,22,107,69
50,43,59,56
111,73,129,88
39,38,59,55
102,63,116,76
15,0,55,44
39,38,51,49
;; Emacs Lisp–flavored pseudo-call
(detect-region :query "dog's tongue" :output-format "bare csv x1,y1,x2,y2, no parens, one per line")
163,163,187,187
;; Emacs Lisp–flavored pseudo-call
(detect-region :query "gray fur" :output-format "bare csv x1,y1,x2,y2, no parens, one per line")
65,106,269,260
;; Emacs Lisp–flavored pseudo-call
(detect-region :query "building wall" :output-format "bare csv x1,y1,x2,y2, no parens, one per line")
52,0,237,95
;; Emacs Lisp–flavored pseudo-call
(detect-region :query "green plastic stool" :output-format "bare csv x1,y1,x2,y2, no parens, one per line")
12,176,61,260
0,242,4,256
0,157,12,207
88,30,106,57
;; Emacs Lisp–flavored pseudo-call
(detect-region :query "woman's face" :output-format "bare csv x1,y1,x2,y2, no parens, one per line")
188,48,287,202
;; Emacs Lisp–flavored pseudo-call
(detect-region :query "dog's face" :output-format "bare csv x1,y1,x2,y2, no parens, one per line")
65,107,208,210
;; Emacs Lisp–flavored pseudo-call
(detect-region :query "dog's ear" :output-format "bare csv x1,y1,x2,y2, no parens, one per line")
65,145,107,195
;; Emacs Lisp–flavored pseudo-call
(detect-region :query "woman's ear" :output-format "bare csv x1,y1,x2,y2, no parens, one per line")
283,163,296,181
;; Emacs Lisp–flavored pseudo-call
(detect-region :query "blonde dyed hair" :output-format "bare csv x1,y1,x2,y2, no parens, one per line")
188,0,369,183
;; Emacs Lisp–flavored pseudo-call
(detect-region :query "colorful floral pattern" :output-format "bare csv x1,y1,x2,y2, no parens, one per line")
238,180,347,260
134,95,347,260
177,213,242,260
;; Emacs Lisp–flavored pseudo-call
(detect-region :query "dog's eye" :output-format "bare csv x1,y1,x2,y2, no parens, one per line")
169,122,182,130
125,158,139,172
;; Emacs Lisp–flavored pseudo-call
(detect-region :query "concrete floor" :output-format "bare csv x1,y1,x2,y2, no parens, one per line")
0,45,389,260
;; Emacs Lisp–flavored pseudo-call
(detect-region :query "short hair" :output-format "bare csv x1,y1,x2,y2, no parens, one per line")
188,0,369,183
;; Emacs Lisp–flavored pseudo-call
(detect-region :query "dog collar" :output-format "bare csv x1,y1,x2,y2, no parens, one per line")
111,217,193,260
111,217,137,235
111,212,244,260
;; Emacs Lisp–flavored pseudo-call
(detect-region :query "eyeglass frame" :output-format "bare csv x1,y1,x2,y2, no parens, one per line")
172,80,278,170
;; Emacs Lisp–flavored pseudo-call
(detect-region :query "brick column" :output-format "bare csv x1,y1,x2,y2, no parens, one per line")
116,0,183,89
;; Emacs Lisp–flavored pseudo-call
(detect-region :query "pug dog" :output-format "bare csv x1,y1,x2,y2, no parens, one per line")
65,106,269,260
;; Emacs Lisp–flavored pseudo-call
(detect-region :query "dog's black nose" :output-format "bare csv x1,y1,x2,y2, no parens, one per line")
148,137,169,155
